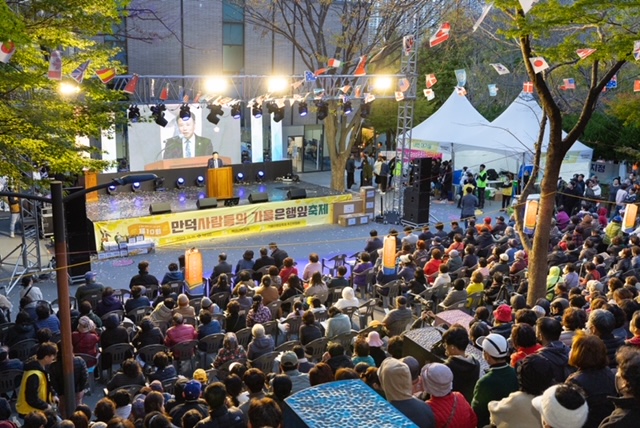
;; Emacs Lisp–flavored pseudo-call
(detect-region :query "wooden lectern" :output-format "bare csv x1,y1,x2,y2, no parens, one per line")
144,155,232,170
207,166,233,199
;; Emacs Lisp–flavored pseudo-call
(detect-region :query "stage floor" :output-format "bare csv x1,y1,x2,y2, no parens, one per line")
86,179,344,221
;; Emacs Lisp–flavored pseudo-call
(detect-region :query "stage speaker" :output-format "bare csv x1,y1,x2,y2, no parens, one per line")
196,198,218,209
403,188,430,224
64,187,94,277
149,202,172,215
287,188,307,200
248,192,269,204
410,157,433,193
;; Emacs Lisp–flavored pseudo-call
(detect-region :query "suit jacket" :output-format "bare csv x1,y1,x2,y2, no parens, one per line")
163,135,212,159
207,158,224,168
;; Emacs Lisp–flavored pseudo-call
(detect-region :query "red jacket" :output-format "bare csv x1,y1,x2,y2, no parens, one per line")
427,391,477,428
72,331,99,364
165,324,197,348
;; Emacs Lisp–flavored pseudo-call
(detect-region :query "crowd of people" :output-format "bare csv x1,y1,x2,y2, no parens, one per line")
4,199,640,428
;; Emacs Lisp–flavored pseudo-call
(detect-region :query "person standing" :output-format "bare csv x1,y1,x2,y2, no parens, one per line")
500,173,513,212
460,187,478,228
476,164,488,209
373,155,384,190
207,151,224,168
8,193,20,238
379,156,390,193
345,153,356,190
16,342,58,417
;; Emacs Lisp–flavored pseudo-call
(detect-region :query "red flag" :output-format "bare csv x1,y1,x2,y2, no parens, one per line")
429,22,450,48
634,80,640,93
426,73,437,88
0,41,16,63
314,68,328,76
123,74,139,94
159,83,169,101
47,50,62,80
95,68,116,84
354,55,367,76
523,81,534,94
328,58,341,68
194,91,202,103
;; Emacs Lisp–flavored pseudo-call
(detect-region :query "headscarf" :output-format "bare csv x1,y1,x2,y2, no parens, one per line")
378,358,413,401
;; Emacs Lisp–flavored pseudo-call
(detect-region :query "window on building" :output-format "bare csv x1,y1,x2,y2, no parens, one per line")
223,0,244,73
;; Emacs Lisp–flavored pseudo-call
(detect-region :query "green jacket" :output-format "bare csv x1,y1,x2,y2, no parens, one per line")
477,170,488,188
472,363,519,428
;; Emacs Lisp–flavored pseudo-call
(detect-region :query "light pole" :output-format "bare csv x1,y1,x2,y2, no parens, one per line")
0,173,156,416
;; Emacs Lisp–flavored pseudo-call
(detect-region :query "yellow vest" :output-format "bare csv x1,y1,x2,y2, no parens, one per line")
16,369,51,415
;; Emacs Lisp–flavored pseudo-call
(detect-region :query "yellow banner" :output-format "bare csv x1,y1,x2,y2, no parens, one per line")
93,194,352,250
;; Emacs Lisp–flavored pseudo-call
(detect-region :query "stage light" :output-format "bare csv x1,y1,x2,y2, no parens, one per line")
176,177,185,189
256,170,265,182
179,104,191,120
373,76,393,91
230,102,242,119
343,100,353,115
251,102,263,118
154,177,165,191
151,104,168,127
298,102,308,117
207,103,224,125
106,185,117,195
195,176,205,187
235,172,245,183
360,101,372,118
128,105,140,122
131,182,141,192
204,76,228,93
315,100,328,121
267,76,288,93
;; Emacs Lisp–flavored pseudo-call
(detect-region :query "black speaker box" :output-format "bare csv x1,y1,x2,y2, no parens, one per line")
403,205,430,224
287,188,307,200
65,187,94,277
410,157,433,193
196,197,218,209
248,192,269,204
149,202,172,214
404,188,429,205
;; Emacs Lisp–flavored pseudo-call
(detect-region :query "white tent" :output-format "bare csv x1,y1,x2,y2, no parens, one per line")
405,90,490,162
456,93,593,179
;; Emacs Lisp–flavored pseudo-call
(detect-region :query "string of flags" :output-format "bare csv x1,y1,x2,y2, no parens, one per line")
429,23,451,48
0,41,16,63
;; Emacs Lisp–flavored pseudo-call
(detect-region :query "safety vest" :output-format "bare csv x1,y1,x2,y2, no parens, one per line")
16,369,51,415
477,170,488,188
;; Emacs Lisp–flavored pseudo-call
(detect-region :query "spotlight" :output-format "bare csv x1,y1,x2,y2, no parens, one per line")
179,104,191,120
266,101,285,123
128,105,140,122
154,177,165,191
251,102,262,118
106,185,117,195
176,177,185,189
360,102,372,118
343,100,352,115
207,103,224,125
131,182,141,192
298,102,308,117
230,102,242,119
235,172,245,183
195,176,205,187
256,170,265,182
151,104,167,127
315,100,328,121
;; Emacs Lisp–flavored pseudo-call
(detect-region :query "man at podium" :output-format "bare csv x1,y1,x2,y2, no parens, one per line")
163,115,213,159
207,151,224,168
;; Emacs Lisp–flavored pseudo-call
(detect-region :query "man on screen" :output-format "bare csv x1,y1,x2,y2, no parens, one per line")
163,115,213,159
207,151,224,168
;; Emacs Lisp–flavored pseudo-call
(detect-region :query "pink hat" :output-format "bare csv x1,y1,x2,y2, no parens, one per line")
366,331,384,347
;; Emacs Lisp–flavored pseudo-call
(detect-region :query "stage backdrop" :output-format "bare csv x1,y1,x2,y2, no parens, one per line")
128,104,242,171
93,194,352,249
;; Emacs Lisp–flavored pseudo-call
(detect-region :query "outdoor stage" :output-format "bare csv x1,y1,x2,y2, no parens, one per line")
86,160,352,252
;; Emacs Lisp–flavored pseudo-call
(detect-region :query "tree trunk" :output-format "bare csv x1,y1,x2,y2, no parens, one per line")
526,144,564,307
324,107,351,192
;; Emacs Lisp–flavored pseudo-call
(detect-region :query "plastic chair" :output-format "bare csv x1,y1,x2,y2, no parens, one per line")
314,310,328,323
52,297,77,310
101,343,134,378
171,340,199,374
212,314,227,330
280,294,303,315
263,320,279,340
322,254,347,277
162,377,179,394
352,268,373,299
100,310,124,322
167,281,184,295
0,322,15,343
305,337,329,362
282,317,302,341
467,292,485,314
9,339,37,361
438,300,468,312
275,340,300,353
0,369,22,395
189,297,203,314
249,351,280,375
329,330,359,355
198,333,225,368
358,299,377,330
235,327,252,350
183,316,197,327
266,300,281,320
210,292,230,311
375,280,401,309
75,353,98,395
327,287,345,307
144,284,159,300
127,306,153,325
107,384,142,398
81,292,101,309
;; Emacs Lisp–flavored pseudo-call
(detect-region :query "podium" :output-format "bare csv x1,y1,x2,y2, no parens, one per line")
207,167,233,199
144,155,231,170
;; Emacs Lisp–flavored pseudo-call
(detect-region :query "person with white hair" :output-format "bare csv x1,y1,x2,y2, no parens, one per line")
246,323,275,361
334,287,359,311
